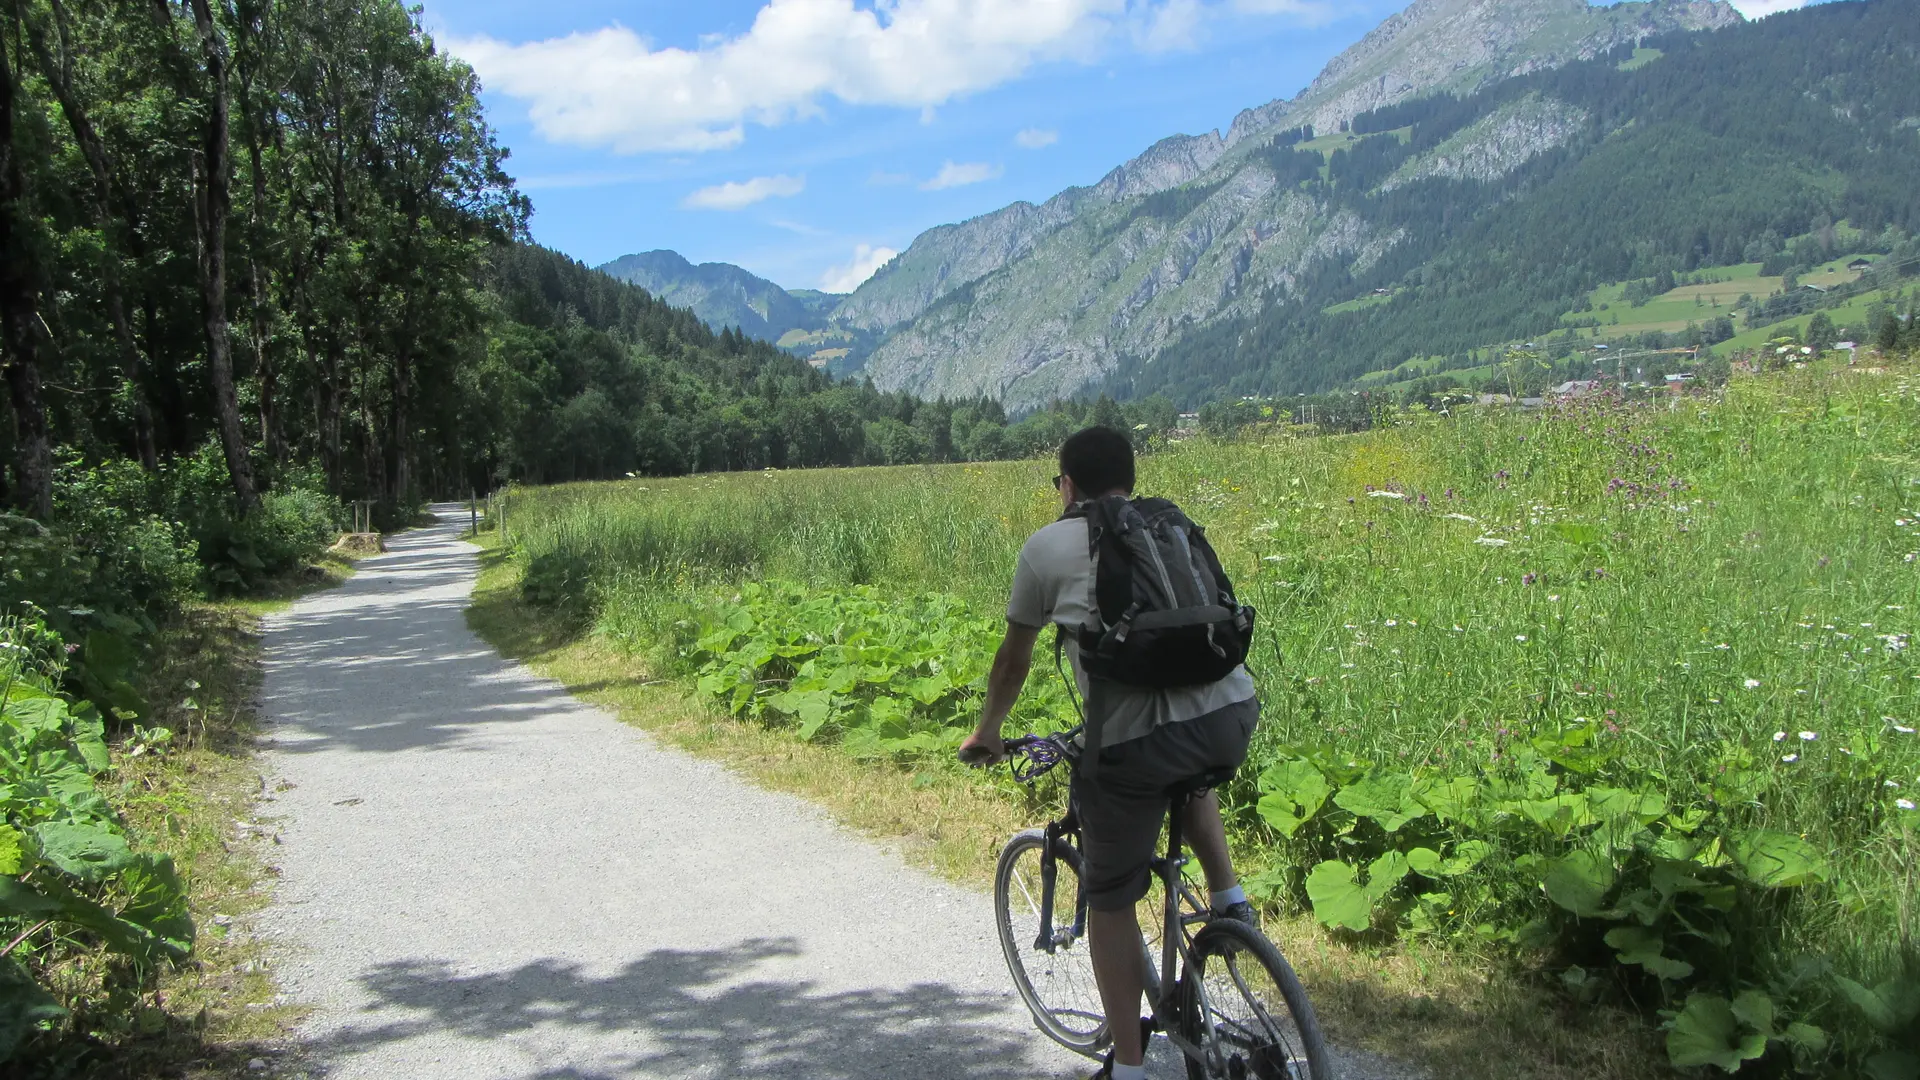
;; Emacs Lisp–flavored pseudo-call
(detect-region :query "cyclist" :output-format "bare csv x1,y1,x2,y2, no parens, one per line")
959,425,1259,1080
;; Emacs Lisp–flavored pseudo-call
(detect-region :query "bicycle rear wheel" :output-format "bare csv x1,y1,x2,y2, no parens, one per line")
994,828,1108,1057
1178,917,1330,1080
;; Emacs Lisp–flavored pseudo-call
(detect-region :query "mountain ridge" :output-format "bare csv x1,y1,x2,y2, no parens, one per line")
595,249,833,344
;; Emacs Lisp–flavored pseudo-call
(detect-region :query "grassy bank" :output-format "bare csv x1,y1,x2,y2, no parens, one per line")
488,358,1920,1077
8,556,354,1079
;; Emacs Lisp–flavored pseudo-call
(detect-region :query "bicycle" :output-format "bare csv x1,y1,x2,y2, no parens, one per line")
981,727,1331,1080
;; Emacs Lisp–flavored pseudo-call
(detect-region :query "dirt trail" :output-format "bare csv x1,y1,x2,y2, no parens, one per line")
254,506,1410,1079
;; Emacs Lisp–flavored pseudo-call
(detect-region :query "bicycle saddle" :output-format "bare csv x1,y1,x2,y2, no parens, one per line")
1166,765,1239,800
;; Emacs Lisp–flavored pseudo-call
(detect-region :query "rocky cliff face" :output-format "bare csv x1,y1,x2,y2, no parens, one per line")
832,131,1230,333
850,0,1741,410
1224,0,1739,147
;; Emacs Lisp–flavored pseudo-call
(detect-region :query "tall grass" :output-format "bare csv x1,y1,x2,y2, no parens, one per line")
504,361,1919,1064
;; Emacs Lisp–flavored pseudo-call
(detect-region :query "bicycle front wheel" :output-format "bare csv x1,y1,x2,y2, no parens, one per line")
994,828,1108,1057
1178,917,1330,1080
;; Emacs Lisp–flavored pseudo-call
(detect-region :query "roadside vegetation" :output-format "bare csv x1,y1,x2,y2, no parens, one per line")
2,451,354,1075
489,352,1919,1080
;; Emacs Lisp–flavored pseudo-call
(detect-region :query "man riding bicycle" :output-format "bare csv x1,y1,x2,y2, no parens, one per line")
959,426,1260,1080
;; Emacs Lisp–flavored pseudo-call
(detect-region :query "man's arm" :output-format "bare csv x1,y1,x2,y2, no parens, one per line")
958,621,1042,764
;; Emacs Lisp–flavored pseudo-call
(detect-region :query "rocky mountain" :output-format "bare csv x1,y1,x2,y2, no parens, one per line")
845,0,1746,408
596,250,830,344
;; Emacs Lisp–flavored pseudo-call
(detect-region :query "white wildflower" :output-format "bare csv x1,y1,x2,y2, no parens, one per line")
1799,731,1817,741
1782,754,1799,763
1773,732,1787,742
1516,635,1528,642
1744,679,1761,689
1369,491,1405,499
1474,536,1510,547
1384,620,1398,627
1900,799,1917,811
1444,513,1479,523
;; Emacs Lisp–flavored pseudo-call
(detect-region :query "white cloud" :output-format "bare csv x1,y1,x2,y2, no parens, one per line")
921,161,1004,190
1727,0,1816,16
1136,0,1207,52
820,244,899,293
682,174,806,210
451,0,1333,154
1015,127,1060,149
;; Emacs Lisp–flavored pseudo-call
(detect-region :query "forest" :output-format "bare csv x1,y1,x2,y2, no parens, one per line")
1111,0,1920,403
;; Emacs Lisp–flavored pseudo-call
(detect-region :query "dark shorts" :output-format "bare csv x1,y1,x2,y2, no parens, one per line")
1071,697,1258,912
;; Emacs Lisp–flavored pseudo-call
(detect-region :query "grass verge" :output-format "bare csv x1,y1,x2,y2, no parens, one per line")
464,530,1668,1080
59,557,358,1079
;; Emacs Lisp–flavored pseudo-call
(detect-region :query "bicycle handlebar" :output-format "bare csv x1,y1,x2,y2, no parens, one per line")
969,728,1080,784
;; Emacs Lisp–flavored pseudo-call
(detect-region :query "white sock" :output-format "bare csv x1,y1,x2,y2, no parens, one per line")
1211,884,1246,910
1111,1063,1148,1080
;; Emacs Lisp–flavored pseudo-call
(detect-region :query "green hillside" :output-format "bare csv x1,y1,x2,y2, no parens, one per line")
1099,0,1920,403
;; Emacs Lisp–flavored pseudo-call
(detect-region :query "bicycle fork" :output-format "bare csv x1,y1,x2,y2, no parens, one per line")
1035,816,1088,954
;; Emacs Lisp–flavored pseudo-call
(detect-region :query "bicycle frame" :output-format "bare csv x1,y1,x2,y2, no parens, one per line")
1030,790,1231,1073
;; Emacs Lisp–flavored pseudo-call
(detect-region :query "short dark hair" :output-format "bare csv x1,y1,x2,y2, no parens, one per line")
1059,426,1134,496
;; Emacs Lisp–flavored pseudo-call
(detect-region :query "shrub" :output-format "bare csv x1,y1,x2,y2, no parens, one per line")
0,611,194,1064
520,550,594,620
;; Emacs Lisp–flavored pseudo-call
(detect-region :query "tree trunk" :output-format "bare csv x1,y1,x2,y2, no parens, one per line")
188,0,258,513
24,0,157,469
0,31,53,519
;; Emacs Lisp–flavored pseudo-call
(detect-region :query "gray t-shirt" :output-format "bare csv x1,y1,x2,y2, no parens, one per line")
1006,515,1257,748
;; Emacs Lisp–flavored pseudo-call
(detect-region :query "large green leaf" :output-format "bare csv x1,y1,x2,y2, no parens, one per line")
1332,771,1423,832
1729,830,1828,888
30,821,135,883
1834,974,1920,1035
1305,861,1371,931
0,956,67,1062
1604,925,1695,980
1406,840,1491,878
1667,993,1768,1071
1542,850,1616,917
0,825,22,876
1255,759,1330,838
116,854,195,958
1305,851,1408,932
1411,776,1481,823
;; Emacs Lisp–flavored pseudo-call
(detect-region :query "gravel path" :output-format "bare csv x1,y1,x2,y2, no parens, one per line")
255,507,1413,1080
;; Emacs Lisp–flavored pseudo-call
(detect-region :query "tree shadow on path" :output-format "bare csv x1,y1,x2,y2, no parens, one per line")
314,937,1076,1079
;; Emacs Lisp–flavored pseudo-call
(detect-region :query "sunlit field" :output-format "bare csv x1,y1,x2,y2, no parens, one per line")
502,359,1919,1072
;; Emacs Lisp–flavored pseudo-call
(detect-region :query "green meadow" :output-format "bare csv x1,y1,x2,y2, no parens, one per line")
500,359,1920,1075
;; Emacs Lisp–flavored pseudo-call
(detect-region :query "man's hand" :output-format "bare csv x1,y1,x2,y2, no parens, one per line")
958,731,1006,767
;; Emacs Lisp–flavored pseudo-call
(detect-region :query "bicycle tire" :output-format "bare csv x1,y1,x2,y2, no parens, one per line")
1177,917,1331,1080
993,828,1109,1057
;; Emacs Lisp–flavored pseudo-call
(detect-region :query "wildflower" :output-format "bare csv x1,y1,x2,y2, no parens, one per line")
1888,780,1902,789
1895,724,1917,734
1782,754,1799,763
1385,619,1398,627
1516,635,1528,642
1474,536,1510,547
1744,679,1761,689
1522,572,1537,586
1369,491,1405,499
1452,624,1464,632
1548,595,1561,602
1900,799,1918,811
1714,643,1731,650
1773,732,1787,742
1444,512,1478,523
1799,731,1817,741
1262,555,1283,562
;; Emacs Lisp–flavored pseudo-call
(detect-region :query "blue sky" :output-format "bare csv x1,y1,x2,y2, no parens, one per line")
420,0,1820,293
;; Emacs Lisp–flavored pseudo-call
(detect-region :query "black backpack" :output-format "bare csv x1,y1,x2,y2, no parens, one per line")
1062,494,1255,690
